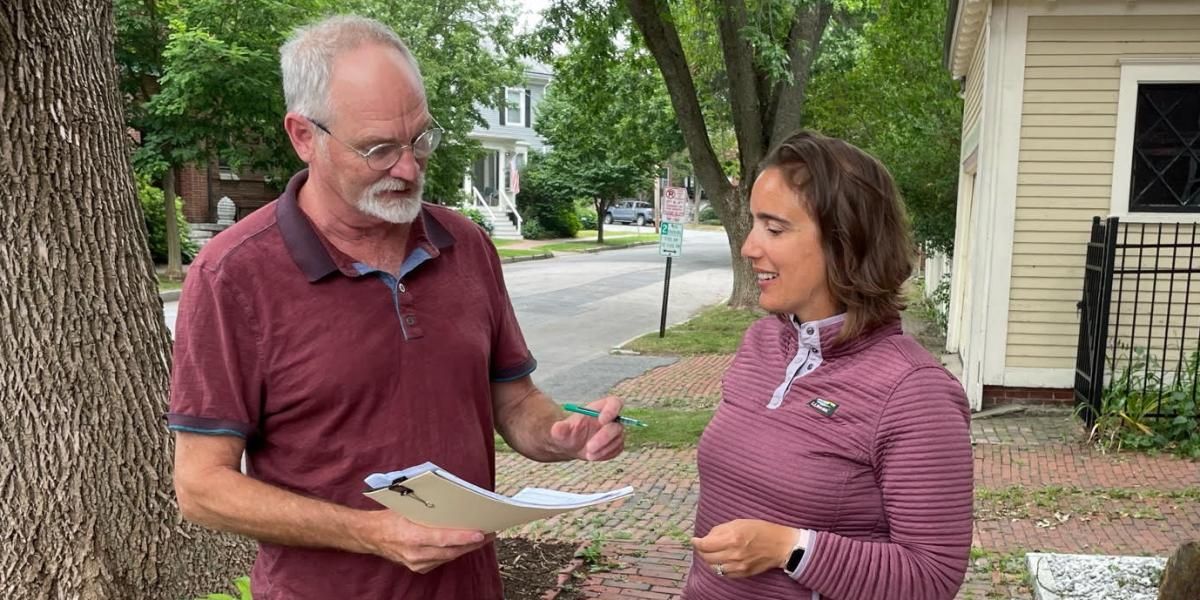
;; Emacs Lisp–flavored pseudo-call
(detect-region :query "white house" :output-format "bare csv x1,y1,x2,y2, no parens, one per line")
462,62,553,239
944,0,1200,410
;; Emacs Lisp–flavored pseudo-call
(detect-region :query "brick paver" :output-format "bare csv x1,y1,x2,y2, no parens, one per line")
497,367,1200,599
609,355,732,410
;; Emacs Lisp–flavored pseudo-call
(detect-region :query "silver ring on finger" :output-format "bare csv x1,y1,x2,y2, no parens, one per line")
714,563,725,577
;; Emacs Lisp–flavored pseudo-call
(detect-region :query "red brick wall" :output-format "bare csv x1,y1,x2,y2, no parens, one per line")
210,175,278,220
177,162,280,223
179,164,209,222
982,385,1073,409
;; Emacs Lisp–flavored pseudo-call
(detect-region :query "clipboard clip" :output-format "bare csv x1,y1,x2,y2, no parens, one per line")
388,481,435,508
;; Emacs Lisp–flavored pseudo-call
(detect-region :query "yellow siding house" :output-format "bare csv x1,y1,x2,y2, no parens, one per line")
944,0,1200,409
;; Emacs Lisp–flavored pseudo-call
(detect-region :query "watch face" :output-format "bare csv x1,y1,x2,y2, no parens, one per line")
786,547,805,572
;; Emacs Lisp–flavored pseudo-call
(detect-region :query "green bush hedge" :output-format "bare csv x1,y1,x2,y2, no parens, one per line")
138,176,198,264
698,205,721,225
458,206,494,237
517,154,579,239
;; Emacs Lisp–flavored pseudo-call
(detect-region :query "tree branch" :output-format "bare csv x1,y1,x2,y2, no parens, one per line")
714,0,766,177
625,0,731,203
768,0,833,147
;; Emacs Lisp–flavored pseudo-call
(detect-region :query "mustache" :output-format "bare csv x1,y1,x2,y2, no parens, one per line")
368,179,414,194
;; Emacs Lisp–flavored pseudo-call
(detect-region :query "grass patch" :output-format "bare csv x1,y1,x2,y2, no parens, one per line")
496,407,714,452
497,248,552,259
491,239,522,248
538,234,660,253
158,278,183,292
623,304,762,355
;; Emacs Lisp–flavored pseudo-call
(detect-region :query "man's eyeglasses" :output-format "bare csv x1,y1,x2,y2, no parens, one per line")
307,117,443,171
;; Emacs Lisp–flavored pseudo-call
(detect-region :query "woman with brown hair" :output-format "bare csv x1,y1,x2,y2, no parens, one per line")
683,131,973,600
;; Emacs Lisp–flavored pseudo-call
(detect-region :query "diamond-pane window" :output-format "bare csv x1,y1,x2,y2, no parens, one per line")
1129,83,1200,212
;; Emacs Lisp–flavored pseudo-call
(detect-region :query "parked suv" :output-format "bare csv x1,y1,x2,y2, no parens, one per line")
604,200,655,226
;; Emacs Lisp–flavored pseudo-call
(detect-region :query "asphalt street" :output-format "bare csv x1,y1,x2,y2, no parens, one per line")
162,224,735,403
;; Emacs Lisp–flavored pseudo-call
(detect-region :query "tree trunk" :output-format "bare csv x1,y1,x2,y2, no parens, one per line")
719,185,758,308
0,2,252,598
163,166,183,280
594,199,606,244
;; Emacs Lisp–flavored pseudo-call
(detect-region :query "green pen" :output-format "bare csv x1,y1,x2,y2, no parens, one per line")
563,403,648,427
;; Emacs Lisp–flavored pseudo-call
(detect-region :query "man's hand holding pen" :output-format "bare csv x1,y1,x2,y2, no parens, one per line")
550,396,627,461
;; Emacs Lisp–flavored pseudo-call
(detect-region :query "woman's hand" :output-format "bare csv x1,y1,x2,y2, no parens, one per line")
692,519,802,579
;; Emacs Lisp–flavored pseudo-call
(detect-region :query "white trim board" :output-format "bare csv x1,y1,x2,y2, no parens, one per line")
1002,367,1075,389
1109,60,1200,224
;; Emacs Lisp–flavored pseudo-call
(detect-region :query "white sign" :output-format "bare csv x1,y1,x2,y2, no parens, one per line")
658,222,684,257
661,187,688,224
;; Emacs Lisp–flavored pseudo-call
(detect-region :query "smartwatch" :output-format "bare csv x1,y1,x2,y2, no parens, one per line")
783,529,809,577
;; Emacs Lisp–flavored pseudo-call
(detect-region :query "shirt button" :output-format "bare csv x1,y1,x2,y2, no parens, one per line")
807,327,814,335
807,364,814,370
398,283,406,293
405,316,416,325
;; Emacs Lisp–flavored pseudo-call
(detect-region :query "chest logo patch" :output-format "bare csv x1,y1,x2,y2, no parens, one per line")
808,397,839,417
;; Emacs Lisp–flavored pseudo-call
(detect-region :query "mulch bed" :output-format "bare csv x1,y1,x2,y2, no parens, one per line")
498,537,583,600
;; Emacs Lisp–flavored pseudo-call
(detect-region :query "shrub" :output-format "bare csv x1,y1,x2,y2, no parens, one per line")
577,207,598,230
521,218,549,240
458,206,494,237
698,205,721,225
517,154,578,238
139,176,198,264
537,208,581,239
1081,347,1200,458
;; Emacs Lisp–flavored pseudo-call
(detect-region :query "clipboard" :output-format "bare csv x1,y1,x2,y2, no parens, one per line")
363,462,634,532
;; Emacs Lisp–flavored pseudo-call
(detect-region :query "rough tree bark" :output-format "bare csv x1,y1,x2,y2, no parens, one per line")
626,0,833,308
0,2,252,597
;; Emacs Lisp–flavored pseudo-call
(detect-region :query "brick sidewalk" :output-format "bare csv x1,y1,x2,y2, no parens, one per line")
495,409,1200,599
609,355,731,410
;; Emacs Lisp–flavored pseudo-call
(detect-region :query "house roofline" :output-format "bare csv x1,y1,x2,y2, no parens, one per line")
945,0,988,78
943,0,960,71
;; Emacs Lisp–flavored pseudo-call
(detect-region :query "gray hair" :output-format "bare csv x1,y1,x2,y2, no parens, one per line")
280,15,423,123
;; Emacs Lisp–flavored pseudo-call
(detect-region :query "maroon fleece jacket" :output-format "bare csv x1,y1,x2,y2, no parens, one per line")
684,314,973,600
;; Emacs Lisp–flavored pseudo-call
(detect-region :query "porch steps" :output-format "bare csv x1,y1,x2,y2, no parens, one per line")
490,216,523,240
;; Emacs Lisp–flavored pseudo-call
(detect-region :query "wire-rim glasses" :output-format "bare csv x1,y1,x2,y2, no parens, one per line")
307,116,443,171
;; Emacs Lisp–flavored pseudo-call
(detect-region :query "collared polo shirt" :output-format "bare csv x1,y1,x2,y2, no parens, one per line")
167,171,535,599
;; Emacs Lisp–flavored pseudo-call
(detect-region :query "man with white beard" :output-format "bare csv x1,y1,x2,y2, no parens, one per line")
165,15,627,600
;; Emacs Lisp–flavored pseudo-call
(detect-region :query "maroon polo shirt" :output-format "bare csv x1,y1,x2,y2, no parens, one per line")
167,171,535,599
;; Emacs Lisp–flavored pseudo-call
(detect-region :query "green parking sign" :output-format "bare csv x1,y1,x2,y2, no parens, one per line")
658,222,683,257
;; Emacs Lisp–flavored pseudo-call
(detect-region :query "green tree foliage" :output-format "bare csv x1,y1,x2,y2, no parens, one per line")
138,176,199,263
517,153,583,239
805,0,961,253
540,0,843,306
115,0,523,204
529,8,681,242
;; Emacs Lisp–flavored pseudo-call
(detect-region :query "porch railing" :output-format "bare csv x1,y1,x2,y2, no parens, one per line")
496,189,522,233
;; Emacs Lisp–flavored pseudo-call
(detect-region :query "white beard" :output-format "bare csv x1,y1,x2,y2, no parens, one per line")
356,174,424,224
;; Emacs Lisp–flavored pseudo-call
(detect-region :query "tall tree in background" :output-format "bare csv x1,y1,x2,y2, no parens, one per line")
532,15,682,243
541,0,835,306
625,0,837,307
1,1,252,597
806,0,960,254
116,0,523,211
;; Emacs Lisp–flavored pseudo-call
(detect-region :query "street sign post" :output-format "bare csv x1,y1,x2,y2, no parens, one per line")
658,187,688,337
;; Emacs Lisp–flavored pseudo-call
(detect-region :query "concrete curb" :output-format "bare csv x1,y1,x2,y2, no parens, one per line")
539,542,590,600
610,305,715,352
579,240,658,254
500,252,555,264
159,290,181,302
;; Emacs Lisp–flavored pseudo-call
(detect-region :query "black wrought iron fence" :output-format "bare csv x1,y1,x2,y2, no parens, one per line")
1075,216,1200,428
